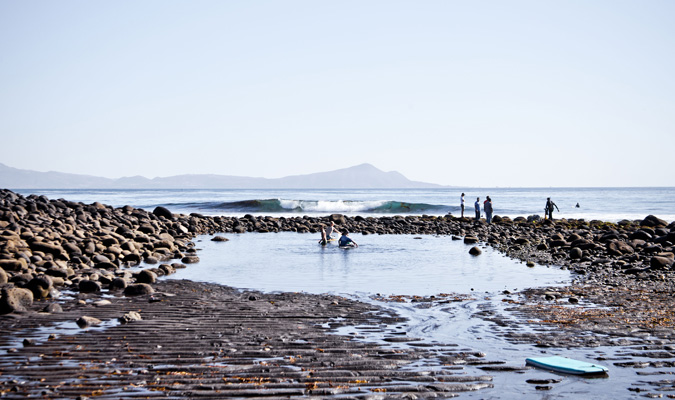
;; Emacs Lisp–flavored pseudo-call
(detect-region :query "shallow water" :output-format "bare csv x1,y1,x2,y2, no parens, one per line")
158,232,670,399
168,232,570,296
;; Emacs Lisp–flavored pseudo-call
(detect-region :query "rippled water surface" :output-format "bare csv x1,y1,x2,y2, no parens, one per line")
159,232,665,399
168,232,570,296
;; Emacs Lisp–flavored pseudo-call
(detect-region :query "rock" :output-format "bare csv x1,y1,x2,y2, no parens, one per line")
78,280,102,293
153,206,173,219
0,267,7,284
568,297,580,304
650,256,673,270
76,316,102,328
119,311,142,324
158,264,175,275
123,253,142,265
42,303,63,313
569,247,583,260
0,259,27,272
469,246,482,256
28,241,69,260
631,230,653,241
608,241,635,255
144,256,159,264
330,214,347,225
641,215,668,228
124,283,154,296
26,275,53,299
0,287,34,314
135,269,157,284
463,236,479,244
515,237,530,245
109,278,127,291
181,256,200,264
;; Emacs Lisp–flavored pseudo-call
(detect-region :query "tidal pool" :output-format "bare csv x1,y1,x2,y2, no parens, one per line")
158,232,657,399
167,232,570,296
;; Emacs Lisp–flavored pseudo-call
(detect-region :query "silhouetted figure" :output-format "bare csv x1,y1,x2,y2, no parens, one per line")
545,198,559,220
460,193,465,218
474,197,481,221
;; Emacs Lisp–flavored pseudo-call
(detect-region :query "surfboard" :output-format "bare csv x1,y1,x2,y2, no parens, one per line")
525,356,608,375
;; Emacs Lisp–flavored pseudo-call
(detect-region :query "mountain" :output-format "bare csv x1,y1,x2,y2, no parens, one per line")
0,163,444,189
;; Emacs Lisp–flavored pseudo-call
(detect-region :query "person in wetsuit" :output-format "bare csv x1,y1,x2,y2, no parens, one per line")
545,197,560,220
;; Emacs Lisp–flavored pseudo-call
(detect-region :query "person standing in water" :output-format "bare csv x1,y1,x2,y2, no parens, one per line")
319,226,328,245
460,193,465,218
484,196,493,224
474,197,481,221
325,221,340,240
545,197,559,220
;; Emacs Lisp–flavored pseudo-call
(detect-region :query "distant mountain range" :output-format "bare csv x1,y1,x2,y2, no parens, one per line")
0,163,445,189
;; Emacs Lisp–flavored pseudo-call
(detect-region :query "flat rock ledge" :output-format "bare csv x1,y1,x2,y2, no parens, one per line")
0,280,495,399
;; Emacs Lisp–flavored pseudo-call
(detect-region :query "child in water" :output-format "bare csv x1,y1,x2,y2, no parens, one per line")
339,231,358,247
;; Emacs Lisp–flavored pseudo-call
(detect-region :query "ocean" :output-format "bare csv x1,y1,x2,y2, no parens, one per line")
14,187,675,223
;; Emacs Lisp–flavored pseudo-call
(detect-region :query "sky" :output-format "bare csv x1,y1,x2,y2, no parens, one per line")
1,1,674,187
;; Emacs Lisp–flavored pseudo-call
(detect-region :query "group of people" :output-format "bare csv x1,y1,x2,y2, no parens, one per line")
317,195,564,246
460,193,494,223
319,221,358,247
460,193,561,222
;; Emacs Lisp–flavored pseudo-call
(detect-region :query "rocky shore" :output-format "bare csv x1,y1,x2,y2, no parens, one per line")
1,188,675,398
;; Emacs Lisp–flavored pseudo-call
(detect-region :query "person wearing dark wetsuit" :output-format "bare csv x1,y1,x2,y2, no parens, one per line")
545,197,559,220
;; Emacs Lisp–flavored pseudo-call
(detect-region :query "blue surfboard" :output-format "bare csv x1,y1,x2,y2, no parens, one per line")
526,356,608,375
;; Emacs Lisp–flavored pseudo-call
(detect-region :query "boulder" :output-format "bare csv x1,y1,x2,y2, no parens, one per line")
650,256,674,270
153,206,173,219
469,246,482,256
124,283,154,296
641,215,668,228
181,255,200,264
211,236,229,242
569,247,583,260
135,269,157,284
0,267,6,284
631,230,653,241
78,280,102,293
329,214,347,225
109,278,127,291
463,236,479,244
42,303,63,313
76,316,102,328
26,275,53,299
0,287,34,314
0,259,27,272
29,241,69,260
119,311,142,324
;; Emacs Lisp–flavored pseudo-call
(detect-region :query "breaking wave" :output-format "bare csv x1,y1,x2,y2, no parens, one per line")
206,199,451,214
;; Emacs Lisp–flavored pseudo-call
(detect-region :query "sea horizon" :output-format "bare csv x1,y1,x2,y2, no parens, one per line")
10,187,675,224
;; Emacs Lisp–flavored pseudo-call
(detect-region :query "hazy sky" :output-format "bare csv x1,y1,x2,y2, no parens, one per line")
1,1,673,187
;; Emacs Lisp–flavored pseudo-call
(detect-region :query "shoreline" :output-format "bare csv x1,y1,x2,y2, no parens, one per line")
2,188,675,398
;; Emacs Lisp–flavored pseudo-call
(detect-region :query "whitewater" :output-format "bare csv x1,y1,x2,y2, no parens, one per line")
15,187,675,223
